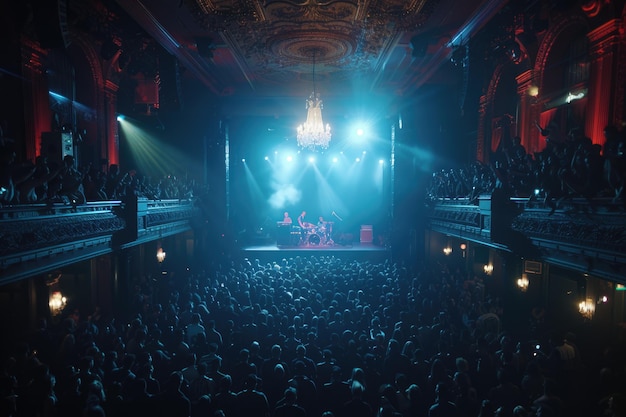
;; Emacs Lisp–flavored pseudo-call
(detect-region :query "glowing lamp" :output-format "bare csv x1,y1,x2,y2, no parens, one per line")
49,291,67,316
517,273,529,292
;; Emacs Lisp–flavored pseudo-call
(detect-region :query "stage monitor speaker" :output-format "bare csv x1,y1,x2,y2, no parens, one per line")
41,131,73,165
360,225,373,243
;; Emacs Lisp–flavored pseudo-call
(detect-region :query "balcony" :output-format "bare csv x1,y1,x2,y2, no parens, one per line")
426,195,626,282
0,198,197,285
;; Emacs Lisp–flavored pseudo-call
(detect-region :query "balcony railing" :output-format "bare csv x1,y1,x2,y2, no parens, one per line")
427,195,626,282
0,198,197,285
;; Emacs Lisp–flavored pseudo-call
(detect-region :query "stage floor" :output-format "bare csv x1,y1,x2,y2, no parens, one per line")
240,242,391,262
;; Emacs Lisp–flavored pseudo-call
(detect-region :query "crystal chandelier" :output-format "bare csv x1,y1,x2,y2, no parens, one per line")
297,50,331,149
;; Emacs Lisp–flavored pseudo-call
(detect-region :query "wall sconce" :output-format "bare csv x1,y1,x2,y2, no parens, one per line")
49,291,67,316
443,245,452,255
517,273,529,292
483,264,494,275
578,298,594,320
156,247,166,263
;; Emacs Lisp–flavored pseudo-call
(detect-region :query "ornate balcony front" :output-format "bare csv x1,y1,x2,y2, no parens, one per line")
0,198,197,285
427,195,626,282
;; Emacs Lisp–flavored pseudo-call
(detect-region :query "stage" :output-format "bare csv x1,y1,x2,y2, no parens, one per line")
240,241,391,263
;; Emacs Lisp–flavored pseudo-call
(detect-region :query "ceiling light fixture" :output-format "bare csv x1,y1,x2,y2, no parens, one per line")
297,49,331,150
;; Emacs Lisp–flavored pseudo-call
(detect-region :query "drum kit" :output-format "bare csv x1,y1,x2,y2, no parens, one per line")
297,222,334,246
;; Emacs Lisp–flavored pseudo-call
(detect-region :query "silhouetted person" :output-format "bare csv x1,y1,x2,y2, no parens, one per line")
320,366,351,417
274,387,306,417
428,382,459,417
152,371,191,417
341,381,373,417
288,361,317,416
234,374,269,417
213,375,237,417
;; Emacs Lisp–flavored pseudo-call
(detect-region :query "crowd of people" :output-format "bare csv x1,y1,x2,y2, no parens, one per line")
427,123,626,210
1,255,625,417
0,145,195,206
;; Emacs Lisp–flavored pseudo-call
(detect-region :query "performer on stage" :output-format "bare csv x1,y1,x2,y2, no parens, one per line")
298,211,310,229
317,216,326,228
282,211,292,224
317,216,329,242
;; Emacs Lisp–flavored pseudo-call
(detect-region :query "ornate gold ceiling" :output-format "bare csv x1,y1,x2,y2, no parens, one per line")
117,0,502,101
189,0,436,81
182,0,439,93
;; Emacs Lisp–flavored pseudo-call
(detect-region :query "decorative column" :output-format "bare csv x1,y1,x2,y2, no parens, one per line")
585,19,621,147
21,39,50,161
515,70,534,152
476,95,488,163
104,80,119,166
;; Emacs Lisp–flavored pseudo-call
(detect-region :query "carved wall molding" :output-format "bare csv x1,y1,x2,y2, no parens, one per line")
511,211,626,254
146,207,196,227
581,0,603,18
0,214,125,258
431,207,481,228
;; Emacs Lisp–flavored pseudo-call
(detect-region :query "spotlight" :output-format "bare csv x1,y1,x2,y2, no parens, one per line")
450,45,467,67
308,156,315,163
356,128,364,136
264,156,269,161
355,157,361,162
116,115,124,122
332,157,338,163
241,158,246,163
378,159,384,165
286,155,293,162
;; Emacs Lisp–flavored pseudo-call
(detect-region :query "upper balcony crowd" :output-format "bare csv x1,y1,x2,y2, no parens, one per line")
1,254,624,417
0,144,195,207
427,121,626,210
